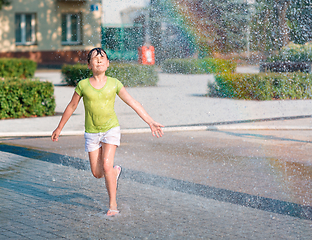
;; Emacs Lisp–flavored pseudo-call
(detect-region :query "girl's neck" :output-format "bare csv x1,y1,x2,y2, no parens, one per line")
92,71,106,82
89,74,107,89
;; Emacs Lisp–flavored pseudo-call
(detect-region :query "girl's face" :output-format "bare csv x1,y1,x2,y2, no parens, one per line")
88,51,109,73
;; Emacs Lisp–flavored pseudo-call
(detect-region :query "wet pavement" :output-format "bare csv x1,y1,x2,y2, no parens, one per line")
1,66,312,238
1,129,311,239
2,67,312,137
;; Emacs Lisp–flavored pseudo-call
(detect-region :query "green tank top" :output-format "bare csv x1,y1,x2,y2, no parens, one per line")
75,77,124,133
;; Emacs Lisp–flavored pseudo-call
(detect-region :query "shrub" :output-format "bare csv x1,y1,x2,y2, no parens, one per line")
267,42,312,62
200,58,236,74
209,73,312,100
0,78,55,119
61,63,159,87
106,63,158,87
161,58,236,74
161,59,205,74
0,58,37,78
260,62,311,73
61,64,91,86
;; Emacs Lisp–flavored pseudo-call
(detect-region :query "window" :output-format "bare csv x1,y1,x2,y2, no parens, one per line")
103,26,144,51
61,13,82,45
102,26,144,60
15,13,36,45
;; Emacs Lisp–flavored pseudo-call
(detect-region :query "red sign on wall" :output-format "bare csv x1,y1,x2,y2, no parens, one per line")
138,46,155,65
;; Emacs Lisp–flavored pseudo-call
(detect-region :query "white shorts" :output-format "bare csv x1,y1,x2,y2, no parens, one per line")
84,126,121,152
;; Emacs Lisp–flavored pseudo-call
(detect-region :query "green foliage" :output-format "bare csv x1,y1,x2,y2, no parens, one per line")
288,0,312,44
267,42,312,62
198,42,212,59
161,59,205,74
0,78,56,119
61,64,92,86
61,63,159,87
201,58,237,74
209,73,312,100
0,0,10,10
0,58,37,78
161,58,236,74
106,63,158,87
251,0,312,53
156,0,248,53
251,0,282,53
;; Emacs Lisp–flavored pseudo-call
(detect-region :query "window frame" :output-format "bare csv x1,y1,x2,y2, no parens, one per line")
61,13,82,45
15,13,36,45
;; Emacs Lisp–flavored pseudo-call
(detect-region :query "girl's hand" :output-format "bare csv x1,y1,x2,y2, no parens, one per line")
51,128,61,142
149,122,164,138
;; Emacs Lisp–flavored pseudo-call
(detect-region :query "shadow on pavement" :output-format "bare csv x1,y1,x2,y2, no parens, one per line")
1,143,311,220
220,131,311,143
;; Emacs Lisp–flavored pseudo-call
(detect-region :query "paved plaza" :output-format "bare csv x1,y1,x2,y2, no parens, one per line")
1,130,312,239
0,67,312,239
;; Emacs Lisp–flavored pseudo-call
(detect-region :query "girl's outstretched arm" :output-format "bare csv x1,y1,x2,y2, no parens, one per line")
118,87,164,138
51,91,81,142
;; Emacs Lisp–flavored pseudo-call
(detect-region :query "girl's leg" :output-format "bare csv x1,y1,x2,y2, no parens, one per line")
88,147,105,178
88,144,120,215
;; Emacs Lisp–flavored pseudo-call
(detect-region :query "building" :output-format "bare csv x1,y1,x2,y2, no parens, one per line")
0,0,102,67
101,0,148,61
100,0,192,62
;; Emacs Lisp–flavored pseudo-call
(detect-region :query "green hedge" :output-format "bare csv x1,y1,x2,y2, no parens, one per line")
267,42,312,62
0,58,37,78
161,58,236,74
61,63,159,87
0,78,55,119
107,63,159,87
209,73,312,100
61,63,90,86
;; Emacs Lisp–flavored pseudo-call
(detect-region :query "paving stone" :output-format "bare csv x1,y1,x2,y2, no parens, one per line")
0,229,29,239
1,132,312,239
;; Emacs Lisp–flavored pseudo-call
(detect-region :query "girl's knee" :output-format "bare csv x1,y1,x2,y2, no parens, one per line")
91,170,103,179
103,159,113,174
103,165,112,175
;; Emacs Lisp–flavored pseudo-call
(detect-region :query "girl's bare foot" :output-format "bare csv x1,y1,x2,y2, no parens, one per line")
106,208,119,216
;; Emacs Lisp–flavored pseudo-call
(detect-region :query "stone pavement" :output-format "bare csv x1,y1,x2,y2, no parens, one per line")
1,131,311,239
0,66,312,239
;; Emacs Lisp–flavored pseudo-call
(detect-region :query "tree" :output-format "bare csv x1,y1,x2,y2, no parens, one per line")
0,0,10,10
152,0,248,56
250,0,292,55
276,0,292,47
288,0,312,44
211,0,248,53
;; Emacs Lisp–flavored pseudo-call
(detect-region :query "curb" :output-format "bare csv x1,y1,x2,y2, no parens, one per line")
1,125,312,138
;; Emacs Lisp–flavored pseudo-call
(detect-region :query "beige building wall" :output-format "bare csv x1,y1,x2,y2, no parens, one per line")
0,0,102,65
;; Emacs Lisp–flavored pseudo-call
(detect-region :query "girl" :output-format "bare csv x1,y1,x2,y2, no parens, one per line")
51,48,163,216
